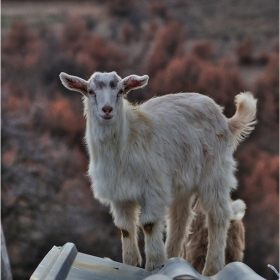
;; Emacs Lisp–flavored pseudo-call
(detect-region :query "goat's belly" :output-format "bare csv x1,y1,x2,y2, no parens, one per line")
95,181,140,203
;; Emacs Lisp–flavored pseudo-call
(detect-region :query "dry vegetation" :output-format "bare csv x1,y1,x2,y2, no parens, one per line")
1,1,279,279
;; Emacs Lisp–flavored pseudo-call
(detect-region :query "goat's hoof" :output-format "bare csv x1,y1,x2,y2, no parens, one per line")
145,256,165,271
202,264,222,276
123,251,142,267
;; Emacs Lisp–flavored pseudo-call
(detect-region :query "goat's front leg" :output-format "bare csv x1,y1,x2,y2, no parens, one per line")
110,201,142,267
140,197,167,271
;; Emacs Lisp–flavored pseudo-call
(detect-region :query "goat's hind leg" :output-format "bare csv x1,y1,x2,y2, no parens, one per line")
165,195,194,259
201,190,232,276
110,201,142,266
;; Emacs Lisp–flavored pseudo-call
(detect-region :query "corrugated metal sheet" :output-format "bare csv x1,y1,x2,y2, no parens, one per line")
30,243,265,280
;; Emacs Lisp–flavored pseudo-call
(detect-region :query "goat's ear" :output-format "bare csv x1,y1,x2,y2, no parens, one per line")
59,72,88,96
120,74,149,94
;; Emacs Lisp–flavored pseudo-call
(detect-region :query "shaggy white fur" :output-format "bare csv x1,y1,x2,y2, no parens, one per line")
59,71,257,275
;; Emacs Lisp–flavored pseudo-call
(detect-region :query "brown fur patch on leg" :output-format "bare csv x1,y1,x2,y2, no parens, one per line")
121,229,129,238
143,223,154,234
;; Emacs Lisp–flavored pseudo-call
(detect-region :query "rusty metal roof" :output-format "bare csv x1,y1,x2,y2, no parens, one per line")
30,243,265,280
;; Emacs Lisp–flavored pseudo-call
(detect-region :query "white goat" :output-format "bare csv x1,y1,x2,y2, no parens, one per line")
59,71,257,275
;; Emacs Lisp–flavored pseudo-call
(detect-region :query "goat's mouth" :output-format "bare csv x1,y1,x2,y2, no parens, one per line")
100,114,113,120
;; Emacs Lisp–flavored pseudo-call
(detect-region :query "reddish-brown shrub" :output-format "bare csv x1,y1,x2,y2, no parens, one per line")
259,54,279,92
106,0,136,16
44,96,85,143
75,51,96,73
4,90,32,119
2,21,33,55
198,65,224,96
150,52,244,118
254,54,279,152
146,21,185,78
2,142,18,167
236,38,254,64
219,56,238,69
191,40,215,61
273,38,279,53
1,21,42,86
86,37,125,73
142,20,160,43
150,55,203,97
198,61,244,117
149,2,170,20
239,151,279,277
6,95,22,112
60,16,90,57
120,23,138,45
256,51,270,66
42,54,88,98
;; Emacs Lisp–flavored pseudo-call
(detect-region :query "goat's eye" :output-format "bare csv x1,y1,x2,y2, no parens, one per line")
88,89,95,95
118,90,124,96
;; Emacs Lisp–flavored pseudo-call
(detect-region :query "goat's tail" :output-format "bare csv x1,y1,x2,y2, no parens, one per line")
228,92,257,150
230,199,246,221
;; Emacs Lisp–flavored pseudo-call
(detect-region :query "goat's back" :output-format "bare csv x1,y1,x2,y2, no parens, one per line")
139,93,231,188
141,93,227,133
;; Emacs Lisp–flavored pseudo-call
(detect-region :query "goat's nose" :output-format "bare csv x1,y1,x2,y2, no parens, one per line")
102,105,113,113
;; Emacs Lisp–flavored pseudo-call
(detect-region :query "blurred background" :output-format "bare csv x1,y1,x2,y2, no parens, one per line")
1,0,279,279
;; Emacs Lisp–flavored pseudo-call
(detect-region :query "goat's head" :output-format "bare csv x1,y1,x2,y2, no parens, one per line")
59,71,149,123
